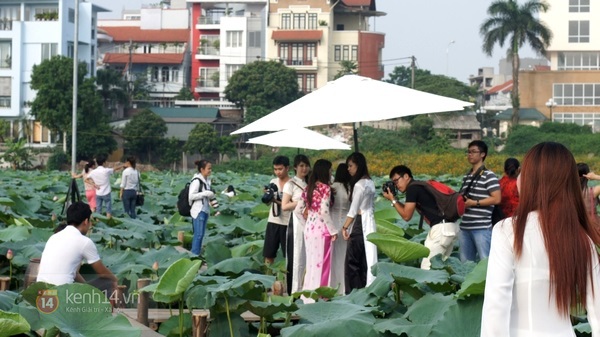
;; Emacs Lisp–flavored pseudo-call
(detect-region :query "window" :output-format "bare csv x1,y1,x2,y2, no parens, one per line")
67,42,74,58
291,43,304,65
293,13,305,29
41,43,58,61
343,45,349,61
281,13,291,29
351,45,358,61
306,74,316,92
151,66,159,82
553,83,600,106
569,0,590,12
306,43,316,59
558,52,600,70
307,13,318,29
68,8,75,23
226,31,242,48
248,31,261,48
198,67,219,87
161,66,170,82
0,41,11,69
553,113,600,132
172,68,179,83
279,43,289,61
0,77,11,108
334,45,341,61
226,64,242,80
569,20,590,43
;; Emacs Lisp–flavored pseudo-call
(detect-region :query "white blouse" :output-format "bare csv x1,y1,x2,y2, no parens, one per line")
481,211,600,337
347,178,375,219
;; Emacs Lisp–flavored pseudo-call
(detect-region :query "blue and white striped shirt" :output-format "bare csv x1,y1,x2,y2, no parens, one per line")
459,169,500,229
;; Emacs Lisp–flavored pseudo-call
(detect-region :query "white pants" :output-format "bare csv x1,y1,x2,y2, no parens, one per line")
421,221,459,270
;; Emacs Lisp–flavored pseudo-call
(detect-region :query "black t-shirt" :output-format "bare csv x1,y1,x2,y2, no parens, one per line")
405,182,444,226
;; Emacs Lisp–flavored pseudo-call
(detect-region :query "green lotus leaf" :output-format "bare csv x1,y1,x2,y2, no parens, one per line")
294,286,339,301
375,218,405,237
0,225,29,242
151,258,202,303
429,296,483,337
244,299,298,318
456,258,488,299
367,232,429,263
374,317,432,337
204,257,262,276
157,313,192,337
0,309,31,336
230,240,264,258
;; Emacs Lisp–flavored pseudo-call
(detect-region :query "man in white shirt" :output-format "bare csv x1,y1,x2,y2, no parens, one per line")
37,202,118,297
87,155,121,218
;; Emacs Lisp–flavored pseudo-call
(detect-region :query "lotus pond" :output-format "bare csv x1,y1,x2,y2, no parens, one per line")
0,170,592,337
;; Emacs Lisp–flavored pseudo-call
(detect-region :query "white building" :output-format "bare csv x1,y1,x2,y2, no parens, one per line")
0,0,106,145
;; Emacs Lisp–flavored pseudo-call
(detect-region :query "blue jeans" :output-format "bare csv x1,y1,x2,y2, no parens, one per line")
459,228,492,262
122,189,137,219
191,211,208,255
96,193,112,216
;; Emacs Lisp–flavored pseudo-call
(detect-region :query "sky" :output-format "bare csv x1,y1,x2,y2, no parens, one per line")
92,0,542,84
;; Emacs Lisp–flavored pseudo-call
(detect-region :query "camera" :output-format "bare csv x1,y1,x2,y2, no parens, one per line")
209,189,219,208
261,183,279,204
382,181,398,196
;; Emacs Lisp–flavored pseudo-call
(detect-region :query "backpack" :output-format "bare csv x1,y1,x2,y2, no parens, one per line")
410,180,465,224
177,178,203,216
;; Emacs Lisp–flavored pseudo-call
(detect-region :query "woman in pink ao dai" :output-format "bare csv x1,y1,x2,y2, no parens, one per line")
296,159,338,295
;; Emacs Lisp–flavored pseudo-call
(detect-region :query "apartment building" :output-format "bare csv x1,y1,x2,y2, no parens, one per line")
0,0,106,145
520,0,600,132
187,0,267,101
267,0,385,93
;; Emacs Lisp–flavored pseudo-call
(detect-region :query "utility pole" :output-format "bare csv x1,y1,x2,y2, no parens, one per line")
71,0,79,173
410,56,416,89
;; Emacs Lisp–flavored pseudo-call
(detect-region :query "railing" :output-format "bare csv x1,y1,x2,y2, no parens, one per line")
0,97,11,108
283,59,314,66
196,80,219,88
197,17,221,25
0,19,12,31
197,47,220,56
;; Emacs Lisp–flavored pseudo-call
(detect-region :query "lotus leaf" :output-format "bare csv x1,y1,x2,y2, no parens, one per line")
375,218,405,237
231,240,264,258
0,309,30,336
0,291,19,311
294,286,339,301
157,312,192,337
367,232,429,263
244,299,298,318
204,257,262,276
429,296,483,337
456,258,488,299
0,226,29,242
281,302,377,337
149,258,202,303
374,316,432,337
203,238,232,266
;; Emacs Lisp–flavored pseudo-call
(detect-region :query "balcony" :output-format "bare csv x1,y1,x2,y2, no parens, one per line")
282,58,318,71
0,19,13,31
196,79,220,93
196,16,221,29
195,46,220,60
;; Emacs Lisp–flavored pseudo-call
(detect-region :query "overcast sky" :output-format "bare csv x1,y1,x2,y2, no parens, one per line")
92,0,542,83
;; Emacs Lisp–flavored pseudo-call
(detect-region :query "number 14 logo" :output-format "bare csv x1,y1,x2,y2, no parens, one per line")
36,289,59,314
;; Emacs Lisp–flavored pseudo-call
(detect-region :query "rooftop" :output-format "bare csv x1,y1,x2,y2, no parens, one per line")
99,26,189,43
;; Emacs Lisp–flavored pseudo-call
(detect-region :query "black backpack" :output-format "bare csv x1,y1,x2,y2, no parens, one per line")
177,178,204,216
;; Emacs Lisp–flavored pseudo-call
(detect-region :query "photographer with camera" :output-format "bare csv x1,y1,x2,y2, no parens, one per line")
263,156,292,266
382,165,459,270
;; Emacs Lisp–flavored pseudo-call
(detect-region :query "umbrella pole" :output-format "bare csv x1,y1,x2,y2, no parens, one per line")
353,123,359,152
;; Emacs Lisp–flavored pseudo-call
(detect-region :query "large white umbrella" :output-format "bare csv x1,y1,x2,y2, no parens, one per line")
247,127,351,150
232,75,474,151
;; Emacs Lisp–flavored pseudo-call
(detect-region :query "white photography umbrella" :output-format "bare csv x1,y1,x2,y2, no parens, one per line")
247,128,350,150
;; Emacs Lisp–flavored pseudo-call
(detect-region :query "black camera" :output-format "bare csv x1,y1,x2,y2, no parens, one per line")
261,183,279,204
209,189,219,208
382,181,398,196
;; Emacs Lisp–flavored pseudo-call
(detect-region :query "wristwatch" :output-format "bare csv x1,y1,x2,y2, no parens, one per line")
476,200,480,207
391,200,397,207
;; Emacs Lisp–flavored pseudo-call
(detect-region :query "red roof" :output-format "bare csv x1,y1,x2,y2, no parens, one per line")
341,0,375,9
103,53,184,65
272,30,322,41
534,65,551,71
99,26,188,43
487,80,513,95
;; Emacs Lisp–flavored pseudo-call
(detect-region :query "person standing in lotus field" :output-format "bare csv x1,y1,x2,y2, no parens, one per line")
188,159,215,256
119,156,139,219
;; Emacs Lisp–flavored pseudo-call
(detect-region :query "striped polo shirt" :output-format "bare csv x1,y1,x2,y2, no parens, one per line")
459,169,500,230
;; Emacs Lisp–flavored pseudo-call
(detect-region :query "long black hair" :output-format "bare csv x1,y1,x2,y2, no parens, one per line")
346,152,370,201
306,159,332,209
334,163,351,194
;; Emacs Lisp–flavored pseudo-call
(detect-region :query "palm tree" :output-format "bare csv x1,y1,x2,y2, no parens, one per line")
480,0,552,125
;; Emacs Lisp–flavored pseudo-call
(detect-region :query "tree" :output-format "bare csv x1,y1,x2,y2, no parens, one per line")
159,137,183,170
95,68,127,112
387,66,478,102
224,60,299,123
122,109,167,163
29,56,87,134
216,135,236,163
480,0,552,125
174,87,194,101
334,60,358,80
184,123,218,157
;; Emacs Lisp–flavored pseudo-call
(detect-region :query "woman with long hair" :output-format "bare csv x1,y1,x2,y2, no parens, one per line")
296,159,337,295
188,159,216,256
577,163,600,219
341,152,377,292
71,160,98,212
119,156,139,218
481,142,600,336
330,163,351,294
281,154,311,295
499,157,520,217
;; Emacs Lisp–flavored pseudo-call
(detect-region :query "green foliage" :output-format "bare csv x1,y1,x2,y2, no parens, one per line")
224,60,299,119
159,137,183,170
29,56,88,134
503,123,600,155
2,138,33,170
184,123,219,157
174,87,194,100
46,149,68,171
122,108,167,163
95,68,127,111
410,115,434,143
244,106,270,125
334,61,358,80
0,309,30,336
386,66,477,102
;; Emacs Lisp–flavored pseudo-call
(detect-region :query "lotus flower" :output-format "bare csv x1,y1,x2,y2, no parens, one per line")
6,249,12,260
152,261,159,271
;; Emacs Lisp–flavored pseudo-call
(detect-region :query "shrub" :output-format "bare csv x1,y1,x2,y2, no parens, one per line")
46,149,69,171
